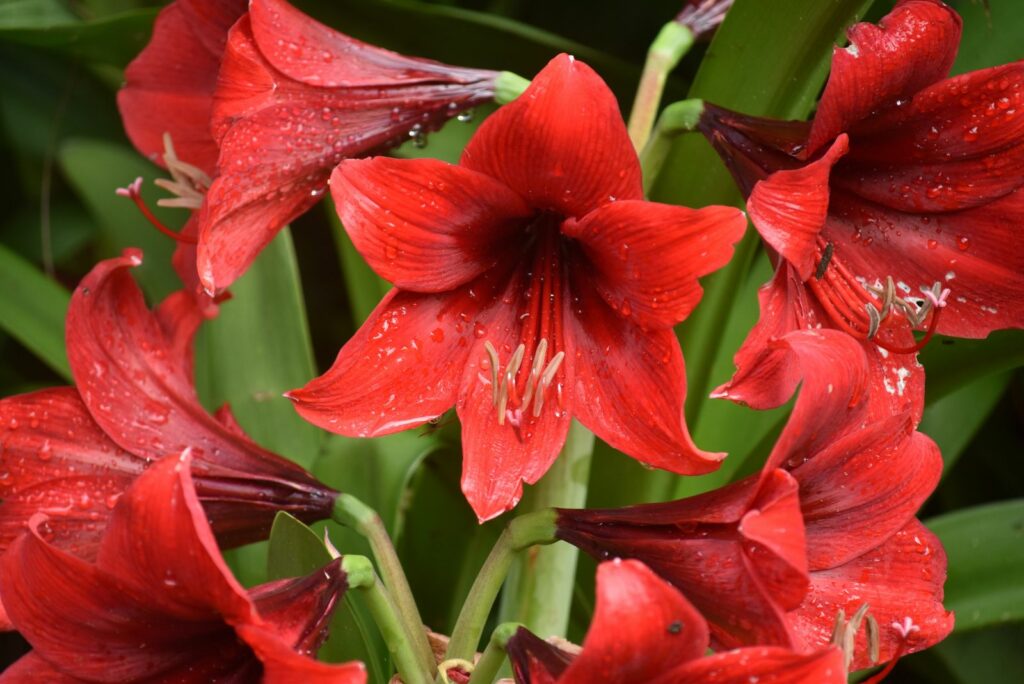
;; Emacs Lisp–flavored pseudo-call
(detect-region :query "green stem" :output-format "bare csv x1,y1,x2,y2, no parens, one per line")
342,556,432,684
445,510,558,665
641,98,705,193
333,493,435,674
627,21,695,151
495,71,531,104
499,422,593,638
467,623,521,684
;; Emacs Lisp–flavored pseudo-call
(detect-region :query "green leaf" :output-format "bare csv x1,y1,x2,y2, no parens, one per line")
923,624,1024,684
0,8,157,68
326,198,390,329
0,0,74,28
950,0,1024,76
0,243,70,379
927,499,1024,632
58,137,179,301
922,371,1012,474
194,228,323,471
919,331,1024,404
267,510,332,580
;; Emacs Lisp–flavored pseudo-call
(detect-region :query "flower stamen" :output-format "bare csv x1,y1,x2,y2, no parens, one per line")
484,338,565,426
116,177,198,245
155,132,210,210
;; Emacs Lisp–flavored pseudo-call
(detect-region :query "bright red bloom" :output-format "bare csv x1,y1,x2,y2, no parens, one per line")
556,330,952,667
699,0,1024,408
119,0,500,293
0,451,365,683
506,558,846,684
0,251,336,627
288,54,747,522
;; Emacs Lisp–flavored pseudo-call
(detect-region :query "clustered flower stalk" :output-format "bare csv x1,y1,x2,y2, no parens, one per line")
1,0,1020,682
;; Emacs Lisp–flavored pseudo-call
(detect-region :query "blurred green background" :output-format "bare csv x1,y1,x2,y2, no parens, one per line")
0,0,1021,681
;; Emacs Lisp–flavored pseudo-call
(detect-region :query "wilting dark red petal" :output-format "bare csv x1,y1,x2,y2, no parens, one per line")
249,0,488,89
96,453,255,623
290,285,483,439
805,0,962,156
462,54,643,218
66,251,330,525
202,12,496,292
748,136,848,280
790,520,953,669
330,157,531,292
557,471,806,651
506,628,572,684
567,270,721,475
118,0,246,175
0,512,251,682
0,652,81,683
838,63,1024,212
558,560,709,683
238,624,367,684
562,200,746,328
249,559,346,655
822,187,1024,339
649,645,846,684
457,272,573,522
0,388,146,561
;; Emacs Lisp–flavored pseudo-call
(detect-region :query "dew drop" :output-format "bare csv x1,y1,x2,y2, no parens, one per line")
927,239,938,250
956,235,970,251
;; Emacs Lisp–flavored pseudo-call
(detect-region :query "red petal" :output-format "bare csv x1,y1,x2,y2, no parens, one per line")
117,0,246,175
457,272,573,522
790,520,953,669
96,453,255,623
249,559,346,654
650,646,846,684
505,628,572,684
462,54,642,218
837,64,1024,213
567,271,722,475
0,388,145,562
203,14,495,291
249,0,492,88
238,624,367,684
562,200,747,328
289,286,481,438
0,511,251,681
330,157,531,292
806,0,962,155
748,136,848,280
559,559,708,684
0,653,81,682
66,252,328,520
822,186,1024,340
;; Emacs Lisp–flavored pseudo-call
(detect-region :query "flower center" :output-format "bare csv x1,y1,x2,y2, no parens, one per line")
481,219,568,427
807,238,950,354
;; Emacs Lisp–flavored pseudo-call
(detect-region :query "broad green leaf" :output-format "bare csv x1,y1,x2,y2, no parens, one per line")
950,0,1024,75
0,243,70,379
922,371,1012,473
0,8,156,67
58,137,179,301
927,499,1024,631
267,513,390,683
919,331,1024,404
194,228,323,471
326,198,390,329
0,0,74,27
923,624,1024,684
313,430,442,539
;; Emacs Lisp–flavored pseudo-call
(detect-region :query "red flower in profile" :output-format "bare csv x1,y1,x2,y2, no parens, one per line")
0,251,337,629
697,0,1024,408
506,558,845,684
287,54,747,522
118,0,500,293
556,330,952,667
0,452,365,683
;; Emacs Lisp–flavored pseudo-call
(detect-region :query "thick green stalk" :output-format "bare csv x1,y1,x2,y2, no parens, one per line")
499,422,593,637
627,21,695,151
640,98,705,193
467,623,521,684
445,510,558,665
333,494,435,674
494,71,531,104
342,556,432,684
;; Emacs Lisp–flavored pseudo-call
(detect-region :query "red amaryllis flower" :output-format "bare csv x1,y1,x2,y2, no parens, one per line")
0,250,337,628
287,54,747,522
506,558,846,684
119,0,501,293
0,451,366,683
698,0,1024,408
556,330,952,667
